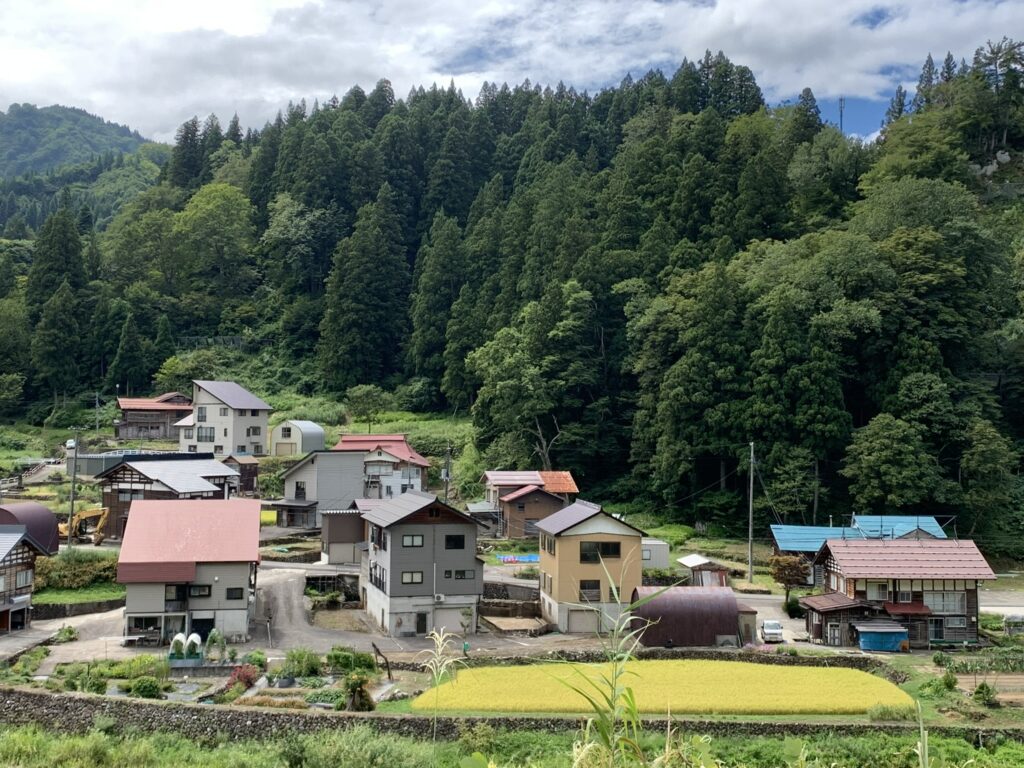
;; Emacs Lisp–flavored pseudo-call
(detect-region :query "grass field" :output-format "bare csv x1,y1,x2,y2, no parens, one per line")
260,510,277,526
32,582,125,605
410,660,913,715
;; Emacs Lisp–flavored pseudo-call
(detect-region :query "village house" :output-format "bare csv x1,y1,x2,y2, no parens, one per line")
221,454,259,494
477,470,578,536
176,380,272,457
799,538,996,649
94,455,240,539
333,434,428,499
538,500,645,634
321,499,383,565
359,490,483,637
117,499,261,644
114,392,192,440
270,450,365,528
0,502,59,634
269,420,325,456
770,515,947,585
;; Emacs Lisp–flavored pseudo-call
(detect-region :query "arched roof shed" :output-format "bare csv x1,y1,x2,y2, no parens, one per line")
0,501,60,555
631,586,744,647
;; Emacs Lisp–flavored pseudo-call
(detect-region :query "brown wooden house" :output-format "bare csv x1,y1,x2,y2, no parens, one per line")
801,538,996,648
95,455,239,539
115,393,192,440
498,485,567,538
0,505,58,634
222,455,259,494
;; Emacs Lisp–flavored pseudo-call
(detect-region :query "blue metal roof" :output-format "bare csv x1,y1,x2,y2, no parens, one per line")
851,515,946,539
770,525,861,553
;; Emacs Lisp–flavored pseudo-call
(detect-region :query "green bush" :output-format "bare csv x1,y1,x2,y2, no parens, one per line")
932,651,951,668
283,648,321,678
325,646,374,674
974,682,998,706
53,625,78,644
130,676,162,699
243,650,267,671
34,549,117,591
304,688,347,706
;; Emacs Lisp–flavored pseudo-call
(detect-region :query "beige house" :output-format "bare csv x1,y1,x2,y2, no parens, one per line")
176,381,272,457
537,500,645,634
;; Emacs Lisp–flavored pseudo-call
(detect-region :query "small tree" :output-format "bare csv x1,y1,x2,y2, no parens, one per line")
345,384,393,432
769,555,810,604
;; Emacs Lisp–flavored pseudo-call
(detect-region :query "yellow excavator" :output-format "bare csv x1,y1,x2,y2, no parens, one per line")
58,507,109,545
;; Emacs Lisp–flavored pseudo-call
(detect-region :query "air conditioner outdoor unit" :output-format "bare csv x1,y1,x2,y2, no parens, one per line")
434,593,446,602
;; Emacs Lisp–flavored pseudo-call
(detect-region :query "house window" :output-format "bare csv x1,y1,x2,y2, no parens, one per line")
226,587,244,600
184,428,194,439
401,484,409,493
445,534,465,550
444,570,452,578
220,407,229,417
223,428,228,437
924,592,967,615
401,571,423,584
282,427,292,438
237,445,246,454
251,409,260,417
15,569,32,589
214,445,223,454
867,581,889,602
188,585,211,597
579,579,601,601
428,508,440,518
543,534,556,555
386,486,393,498
945,616,967,628
403,534,424,547
197,426,215,443
898,589,913,603
188,445,197,453
197,406,207,422
642,548,652,561
454,569,474,579
0,574,5,591
516,503,525,512
117,490,144,502
580,541,621,563
247,426,261,436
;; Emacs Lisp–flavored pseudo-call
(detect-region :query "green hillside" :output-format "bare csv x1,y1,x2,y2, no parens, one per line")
0,103,147,178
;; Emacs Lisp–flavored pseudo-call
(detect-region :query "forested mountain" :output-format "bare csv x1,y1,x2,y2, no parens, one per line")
4,43,1024,552
0,104,147,177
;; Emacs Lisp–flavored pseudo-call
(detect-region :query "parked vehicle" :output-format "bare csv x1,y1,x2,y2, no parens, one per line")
761,620,785,643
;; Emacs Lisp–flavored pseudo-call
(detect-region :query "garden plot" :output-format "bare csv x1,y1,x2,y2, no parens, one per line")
412,660,913,715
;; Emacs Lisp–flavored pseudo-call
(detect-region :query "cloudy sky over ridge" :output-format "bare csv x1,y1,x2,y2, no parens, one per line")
1,0,1021,141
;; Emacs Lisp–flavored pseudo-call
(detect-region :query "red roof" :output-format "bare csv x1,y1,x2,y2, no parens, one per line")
538,471,578,494
117,499,261,583
821,539,996,580
118,393,192,412
884,602,932,616
332,434,429,467
500,484,551,502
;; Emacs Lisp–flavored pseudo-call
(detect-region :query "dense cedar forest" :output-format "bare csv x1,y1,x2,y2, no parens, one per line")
2,43,1024,551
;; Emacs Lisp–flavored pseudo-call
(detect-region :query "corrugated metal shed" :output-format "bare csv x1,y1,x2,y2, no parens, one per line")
851,515,946,539
0,501,59,554
820,538,996,580
770,524,860,553
631,586,745,647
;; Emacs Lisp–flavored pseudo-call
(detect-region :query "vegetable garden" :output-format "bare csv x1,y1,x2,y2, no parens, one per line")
411,659,913,715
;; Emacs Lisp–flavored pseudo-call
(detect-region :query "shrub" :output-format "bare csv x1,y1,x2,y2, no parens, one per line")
457,722,498,755
34,549,118,591
784,596,806,619
242,650,267,670
109,655,169,681
131,676,163,699
283,648,321,678
974,682,998,707
53,625,78,644
326,648,354,673
513,566,539,580
228,664,260,690
228,648,238,663
299,676,325,689
243,695,309,709
304,688,347,706
932,651,951,668
342,673,375,711
867,704,916,721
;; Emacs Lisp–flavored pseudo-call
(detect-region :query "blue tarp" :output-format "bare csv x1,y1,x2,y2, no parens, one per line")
858,627,909,652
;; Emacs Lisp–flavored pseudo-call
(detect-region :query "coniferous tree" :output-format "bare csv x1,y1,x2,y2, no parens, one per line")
225,114,243,144
107,312,147,395
168,117,203,189
30,280,80,404
789,88,823,146
152,314,176,371
941,52,958,82
25,207,83,325
317,184,409,390
885,84,907,125
911,53,938,111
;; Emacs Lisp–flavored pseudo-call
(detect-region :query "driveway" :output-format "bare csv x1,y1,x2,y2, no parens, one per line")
732,592,804,643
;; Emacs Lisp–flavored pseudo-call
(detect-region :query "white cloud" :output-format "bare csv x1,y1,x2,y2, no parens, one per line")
0,0,1018,140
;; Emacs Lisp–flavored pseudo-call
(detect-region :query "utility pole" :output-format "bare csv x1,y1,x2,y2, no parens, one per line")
94,392,100,433
67,427,83,550
443,441,452,502
748,441,755,585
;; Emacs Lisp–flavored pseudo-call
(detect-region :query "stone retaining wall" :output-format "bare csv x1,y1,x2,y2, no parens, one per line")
0,686,1018,745
483,582,539,601
32,598,125,620
478,599,541,618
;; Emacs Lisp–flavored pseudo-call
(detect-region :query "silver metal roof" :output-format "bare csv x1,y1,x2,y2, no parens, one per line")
124,459,239,494
0,525,27,561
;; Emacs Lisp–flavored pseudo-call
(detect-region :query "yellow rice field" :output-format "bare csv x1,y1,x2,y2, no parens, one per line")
410,660,913,715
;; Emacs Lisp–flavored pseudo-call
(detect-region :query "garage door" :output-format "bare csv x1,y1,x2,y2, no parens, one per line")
275,442,296,456
433,607,464,634
568,609,600,634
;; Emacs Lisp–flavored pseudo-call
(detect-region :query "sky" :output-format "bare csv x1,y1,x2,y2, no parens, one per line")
0,0,1021,142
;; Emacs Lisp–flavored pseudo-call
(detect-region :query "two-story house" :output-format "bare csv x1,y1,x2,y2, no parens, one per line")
537,500,645,634
359,490,483,637
115,392,192,440
176,381,272,457
333,435,428,499
270,450,365,528
117,498,261,644
478,470,578,537
800,538,996,648
0,501,59,634
95,455,240,539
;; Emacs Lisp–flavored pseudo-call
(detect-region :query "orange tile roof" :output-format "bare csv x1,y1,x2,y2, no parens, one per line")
118,393,192,412
538,471,578,494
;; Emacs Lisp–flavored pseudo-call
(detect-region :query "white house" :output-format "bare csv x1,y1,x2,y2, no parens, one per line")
332,435,428,499
270,420,325,456
176,381,272,457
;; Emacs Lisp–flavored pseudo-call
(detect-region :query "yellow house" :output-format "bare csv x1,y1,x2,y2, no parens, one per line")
537,500,645,633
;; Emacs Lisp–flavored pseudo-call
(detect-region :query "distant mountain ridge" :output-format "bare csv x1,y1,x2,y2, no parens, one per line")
0,103,148,177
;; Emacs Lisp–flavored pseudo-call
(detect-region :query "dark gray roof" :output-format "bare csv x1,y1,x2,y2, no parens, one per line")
194,380,272,411
537,500,647,537
360,490,480,529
